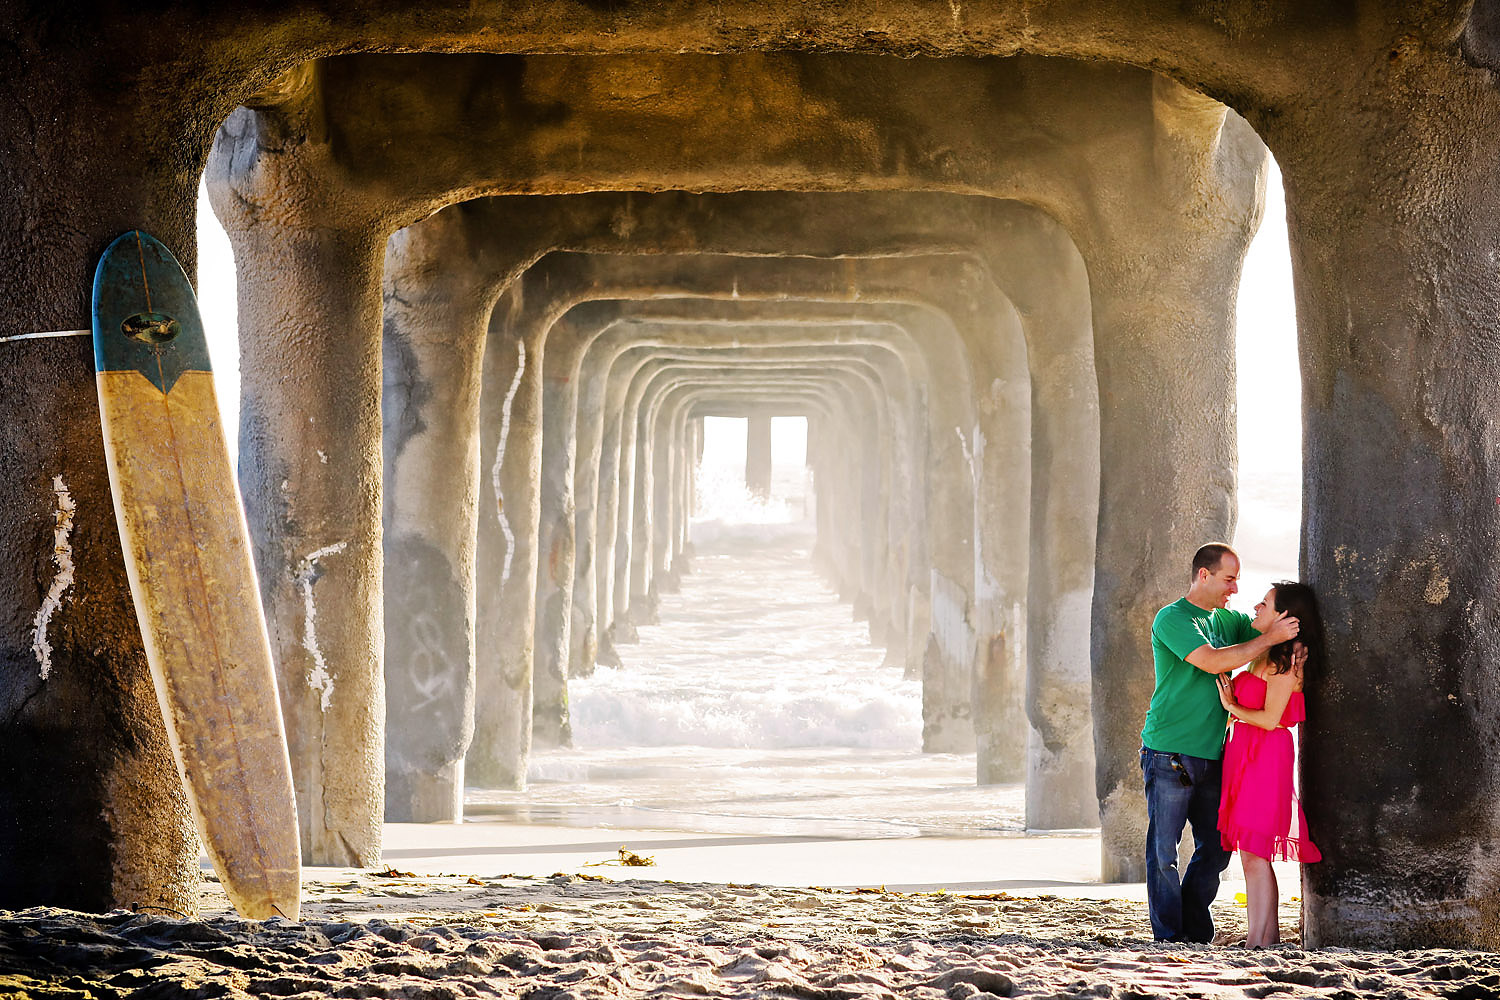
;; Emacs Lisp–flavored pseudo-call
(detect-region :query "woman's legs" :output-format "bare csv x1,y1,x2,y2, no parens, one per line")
1241,851,1279,946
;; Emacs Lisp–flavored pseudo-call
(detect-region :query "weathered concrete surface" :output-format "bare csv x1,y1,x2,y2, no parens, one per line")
0,32,252,914
1241,24,1500,949
533,311,595,749
983,212,1100,830
0,340,199,915
1086,101,1264,882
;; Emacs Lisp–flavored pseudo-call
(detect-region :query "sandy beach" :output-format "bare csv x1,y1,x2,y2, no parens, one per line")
5,823,1498,999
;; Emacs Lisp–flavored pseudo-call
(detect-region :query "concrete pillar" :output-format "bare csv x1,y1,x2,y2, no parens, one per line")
209,105,387,867
576,340,636,669
953,274,1032,786
1086,107,1267,882
532,311,599,749
649,392,683,590
598,348,652,650
0,64,208,912
470,295,545,789
745,414,773,499
378,216,489,820
981,206,1099,831
630,388,659,624
1267,66,1500,950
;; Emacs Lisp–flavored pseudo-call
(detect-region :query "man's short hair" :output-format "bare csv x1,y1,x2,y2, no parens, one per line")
1192,543,1238,578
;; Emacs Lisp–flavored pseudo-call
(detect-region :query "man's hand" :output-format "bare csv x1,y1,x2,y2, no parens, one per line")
1291,641,1308,680
1264,610,1299,645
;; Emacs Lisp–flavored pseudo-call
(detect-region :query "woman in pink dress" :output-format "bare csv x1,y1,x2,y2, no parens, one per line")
1215,581,1322,948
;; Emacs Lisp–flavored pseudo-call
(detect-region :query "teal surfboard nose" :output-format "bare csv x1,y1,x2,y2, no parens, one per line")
92,231,212,393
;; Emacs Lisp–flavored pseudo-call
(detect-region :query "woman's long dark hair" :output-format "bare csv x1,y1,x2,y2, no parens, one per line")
1267,581,1323,676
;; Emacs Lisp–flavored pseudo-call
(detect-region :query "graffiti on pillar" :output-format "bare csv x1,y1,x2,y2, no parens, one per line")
490,340,527,584
402,608,459,713
296,540,347,711
31,475,77,680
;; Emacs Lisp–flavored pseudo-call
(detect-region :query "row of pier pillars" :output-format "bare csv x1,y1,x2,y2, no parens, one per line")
329,197,1106,868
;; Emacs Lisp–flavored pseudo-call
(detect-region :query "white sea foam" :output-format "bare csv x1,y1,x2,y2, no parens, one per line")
570,511,916,750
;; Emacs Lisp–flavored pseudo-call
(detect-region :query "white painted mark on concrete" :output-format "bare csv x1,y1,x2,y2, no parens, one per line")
32,475,76,680
296,541,347,712
0,329,91,345
956,425,1000,603
491,340,527,584
955,425,977,479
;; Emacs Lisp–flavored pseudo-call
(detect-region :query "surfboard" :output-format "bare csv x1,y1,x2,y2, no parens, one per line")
92,230,300,920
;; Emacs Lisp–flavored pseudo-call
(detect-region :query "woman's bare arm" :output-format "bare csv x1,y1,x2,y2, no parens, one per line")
1218,669,1298,731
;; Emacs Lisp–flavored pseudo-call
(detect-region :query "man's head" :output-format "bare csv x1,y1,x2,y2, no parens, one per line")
1187,542,1239,608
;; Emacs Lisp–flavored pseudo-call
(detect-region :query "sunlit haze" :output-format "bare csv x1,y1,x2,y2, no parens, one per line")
196,160,1300,629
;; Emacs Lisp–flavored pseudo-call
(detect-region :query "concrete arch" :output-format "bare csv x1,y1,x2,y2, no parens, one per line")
470,255,1004,762
571,295,1095,827
470,311,939,797
572,315,931,667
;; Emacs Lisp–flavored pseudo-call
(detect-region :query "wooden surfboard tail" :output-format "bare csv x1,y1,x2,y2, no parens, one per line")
94,231,301,920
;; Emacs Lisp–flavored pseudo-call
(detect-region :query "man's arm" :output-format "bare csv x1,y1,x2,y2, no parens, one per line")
1183,612,1299,674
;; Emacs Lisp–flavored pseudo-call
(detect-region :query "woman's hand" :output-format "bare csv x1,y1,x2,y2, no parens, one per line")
1216,672,1238,714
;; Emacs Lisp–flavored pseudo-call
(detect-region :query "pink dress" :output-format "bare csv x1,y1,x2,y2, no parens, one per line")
1218,671,1322,862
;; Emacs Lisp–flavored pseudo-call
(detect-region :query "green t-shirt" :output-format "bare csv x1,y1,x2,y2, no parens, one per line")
1140,599,1258,759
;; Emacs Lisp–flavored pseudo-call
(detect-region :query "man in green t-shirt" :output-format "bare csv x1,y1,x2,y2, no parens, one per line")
1140,542,1299,942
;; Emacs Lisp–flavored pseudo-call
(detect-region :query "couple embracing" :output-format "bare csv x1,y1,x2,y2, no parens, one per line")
1140,543,1322,947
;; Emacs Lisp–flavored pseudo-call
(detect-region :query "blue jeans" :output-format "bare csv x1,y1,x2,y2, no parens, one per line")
1141,746,1232,942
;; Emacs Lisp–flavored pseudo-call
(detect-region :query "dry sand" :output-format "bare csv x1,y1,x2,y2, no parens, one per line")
4,827,1497,999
